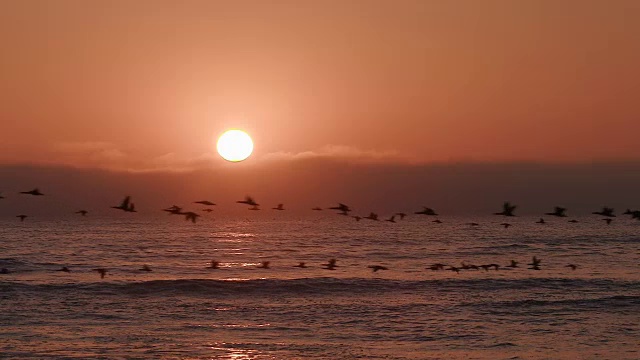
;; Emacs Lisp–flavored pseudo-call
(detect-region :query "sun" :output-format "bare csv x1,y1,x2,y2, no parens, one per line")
217,129,254,162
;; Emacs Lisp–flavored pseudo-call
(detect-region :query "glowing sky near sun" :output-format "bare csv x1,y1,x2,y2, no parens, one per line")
1,0,639,170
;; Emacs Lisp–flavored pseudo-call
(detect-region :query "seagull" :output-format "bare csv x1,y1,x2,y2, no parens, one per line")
183,211,200,223
312,207,323,211
385,215,396,223
592,207,615,217
527,256,541,270
139,265,152,272
364,212,379,221
546,206,567,217
368,265,388,272
237,196,259,207
257,261,271,269
272,204,285,211
602,218,613,225
294,262,308,268
93,268,108,279
19,188,44,196
56,266,71,272
536,218,546,224
112,196,135,212
75,210,88,216
500,223,512,228
494,202,516,216
506,260,519,268
208,260,220,269
322,259,337,270
17,215,27,222
194,200,216,206
163,205,183,214
329,203,351,213
565,264,578,270
415,207,438,216
395,212,407,220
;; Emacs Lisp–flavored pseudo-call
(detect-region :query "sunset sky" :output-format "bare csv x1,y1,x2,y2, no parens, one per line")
1,1,640,214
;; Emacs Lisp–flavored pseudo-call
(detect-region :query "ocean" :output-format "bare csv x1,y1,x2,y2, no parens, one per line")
1,213,638,359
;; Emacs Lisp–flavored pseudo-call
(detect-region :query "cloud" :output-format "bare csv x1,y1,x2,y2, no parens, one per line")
261,145,410,164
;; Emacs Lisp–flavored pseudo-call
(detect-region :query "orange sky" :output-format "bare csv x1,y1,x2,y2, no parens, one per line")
1,0,640,170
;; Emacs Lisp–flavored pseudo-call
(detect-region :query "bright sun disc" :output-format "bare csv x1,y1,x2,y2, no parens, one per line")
217,130,254,162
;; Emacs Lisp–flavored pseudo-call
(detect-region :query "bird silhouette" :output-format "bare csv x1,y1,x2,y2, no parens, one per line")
194,200,216,206
20,188,44,196
312,207,323,211
237,196,259,206
329,203,351,213
536,218,546,224
139,265,152,272
592,207,615,217
602,218,613,225
506,260,519,268
428,263,446,271
17,215,27,222
467,222,480,226
385,215,395,223
93,268,108,279
322,259,337,270
56,266,71,272
352,216,362,221
494,202,516,216
545,206,567,217
432,219,442,224
565,264,578,270
272,204,285,211
364,212,379,221
415,207,438,216
163,205,184,215
395,212,407,220
568,219,579,223
202,208,213,213
527,256,542,270
208,260,220,269
183,212,200,223
112,196,135,212
75,210,88,216
368,265,388,272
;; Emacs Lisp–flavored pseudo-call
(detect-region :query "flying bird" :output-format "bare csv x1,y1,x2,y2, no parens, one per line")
312,207,323,211
506,260,519,268
368,265,389,272
208,261,220,269
272,204,285,211
568,219,579,223
202,208,213,213
75,210,88,216
415,207,438,216
112,196,135,212
546,206,567,217
565,264,578,270
329,203,351,213
93,268,108,279
602,218,613,225
17,215,27,222
536,218,546,224
592,207,615,217
237,196,259,207
395,212,407,220
163,205,184,215
364,212,379,221
194,200,216,206
352,216,362,221
19,188,44,196
322,259,337,270
56,267,71,272
183,212,200,223
385,215,395,223
432,219,442,224
527,256,542,270
494,202,516,216
139,265,152,272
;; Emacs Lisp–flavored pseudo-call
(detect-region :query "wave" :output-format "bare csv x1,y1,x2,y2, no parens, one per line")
2,277,639,298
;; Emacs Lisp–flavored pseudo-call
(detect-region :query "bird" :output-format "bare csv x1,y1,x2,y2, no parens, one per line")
415,207,438,216
139,265,152,272
395,212,407,220
183,212,200,223
500,223,512,228
208,261,220,269
602,218,613,225
17,215,27,222
257,261,270,269
428,263,446,271
322,259,337,270
19,188,44,196
93,268,108,279
312,207,323,211
294,262,308,268
506,260,519,268
536,218,546,224
527,256,542,270
75,210,88,216
385,215,396,223
565,264,578,270
467,222,480,226
364,212,379,221
272,204,285,211
163,205,183,214
432,219,442,224
546,206,567,217
592,207,615,217
56,267,71,272
352,216,362,221
202,208,213,213
112,196,135,212
494,202,516,216
328,203,351,213
194,200,216,206
568,219,579,223
237,196,259,206
368,265,388,272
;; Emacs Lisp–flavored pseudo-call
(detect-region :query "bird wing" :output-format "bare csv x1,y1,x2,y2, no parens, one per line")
119,196,131,208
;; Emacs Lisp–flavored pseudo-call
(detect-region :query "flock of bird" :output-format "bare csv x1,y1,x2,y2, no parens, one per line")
0,255,577,279
2,189,638,278
3,189,640,226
